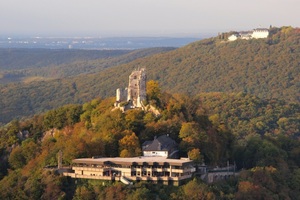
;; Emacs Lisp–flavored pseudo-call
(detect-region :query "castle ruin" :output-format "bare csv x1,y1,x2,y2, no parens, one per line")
114,68,146,109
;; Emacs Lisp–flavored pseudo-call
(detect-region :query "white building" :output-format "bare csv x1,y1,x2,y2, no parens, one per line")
63,156,195,186
228,34,238,41
240,31,253,40
228,28,269,41
142,135,179,158
252,28,269,39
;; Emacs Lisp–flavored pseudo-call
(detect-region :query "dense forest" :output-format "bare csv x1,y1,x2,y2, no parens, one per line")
0,26,300,199
0,47,174,84
0,81,300,199
0,26,299,124
0,48,131,71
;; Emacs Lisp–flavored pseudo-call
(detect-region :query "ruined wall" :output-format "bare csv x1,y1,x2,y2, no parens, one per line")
127,68,146,108
115,68,146,109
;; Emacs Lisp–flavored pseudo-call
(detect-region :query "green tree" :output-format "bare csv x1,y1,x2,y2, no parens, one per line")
146,80,161,107
119,132,141,157
188,148,203,163
8,146,26,169
179,122,207,150
73,186,95,200
21,139,39,162
128,187,154,200
182,179,215,200
125,109,145,133
6,119,20,145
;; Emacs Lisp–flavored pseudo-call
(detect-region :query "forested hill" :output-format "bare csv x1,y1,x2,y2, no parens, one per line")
123,26,300,102
0,47,175,83
0,48,131,71
0,26,299,124
0,91,299,199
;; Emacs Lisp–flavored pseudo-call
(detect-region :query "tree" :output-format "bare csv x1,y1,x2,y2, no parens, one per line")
8,146,26,169
128,187,154,200
182,179,215,200
73,186,95,200
103,183,127,200
146,80,161,107
119,132,141,157
6,119,20,145
21,139,39,162
179,122,207,150
188,148,203,163
125,109,145,133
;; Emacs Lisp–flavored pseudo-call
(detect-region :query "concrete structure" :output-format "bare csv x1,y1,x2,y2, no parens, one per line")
63,156,195,186
240,31,253,40
228,28,269,41
252,28,269,39
142,135,179,158
228,34,238,41
115,68,146,109
206,165,238,183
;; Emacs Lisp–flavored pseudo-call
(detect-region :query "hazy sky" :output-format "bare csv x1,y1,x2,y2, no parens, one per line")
1,0,299,37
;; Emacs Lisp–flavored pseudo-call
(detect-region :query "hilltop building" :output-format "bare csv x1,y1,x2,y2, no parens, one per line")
63,156,195,186
62,135,189,185
142,135,179,158
228,28,269,41
61,69,238,186
115,68,146,109
228,34,238,41
252,28,269,39
61,135,238,185
240,31,253,40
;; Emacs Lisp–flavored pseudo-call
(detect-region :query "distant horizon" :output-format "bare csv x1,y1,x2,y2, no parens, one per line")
1,25,298,39
0,36,204,49
2,0,299,39
0,31,214,39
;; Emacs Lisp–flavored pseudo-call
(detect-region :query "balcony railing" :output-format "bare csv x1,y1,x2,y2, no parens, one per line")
63,173,117,181
73,167,107,172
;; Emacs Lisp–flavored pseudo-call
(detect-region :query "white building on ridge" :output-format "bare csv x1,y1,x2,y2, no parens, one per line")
228,28,269,41
252,28,269,39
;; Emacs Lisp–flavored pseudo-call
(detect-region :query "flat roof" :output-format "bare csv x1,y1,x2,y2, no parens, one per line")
72,156,193,166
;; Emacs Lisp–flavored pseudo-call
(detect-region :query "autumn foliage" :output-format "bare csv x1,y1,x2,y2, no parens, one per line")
0,80,299,199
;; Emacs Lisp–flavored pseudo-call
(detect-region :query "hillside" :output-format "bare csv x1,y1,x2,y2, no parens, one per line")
0,48,131,71
0,47,174,84
0,91,299,199
0,26,299,124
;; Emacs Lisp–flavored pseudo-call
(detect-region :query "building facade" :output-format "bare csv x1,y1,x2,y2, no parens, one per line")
63,156,195,186
228,34,238,41
252,28,269,39
228,28,269,41
142,135,179,158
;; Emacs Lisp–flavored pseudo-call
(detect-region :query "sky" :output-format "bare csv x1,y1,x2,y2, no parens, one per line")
1,0,299,37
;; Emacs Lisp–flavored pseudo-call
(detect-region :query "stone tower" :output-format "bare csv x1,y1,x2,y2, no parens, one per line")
127,68,146,108
114,68,146,109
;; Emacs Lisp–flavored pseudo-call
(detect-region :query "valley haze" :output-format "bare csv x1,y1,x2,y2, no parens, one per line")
0,36,203,49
